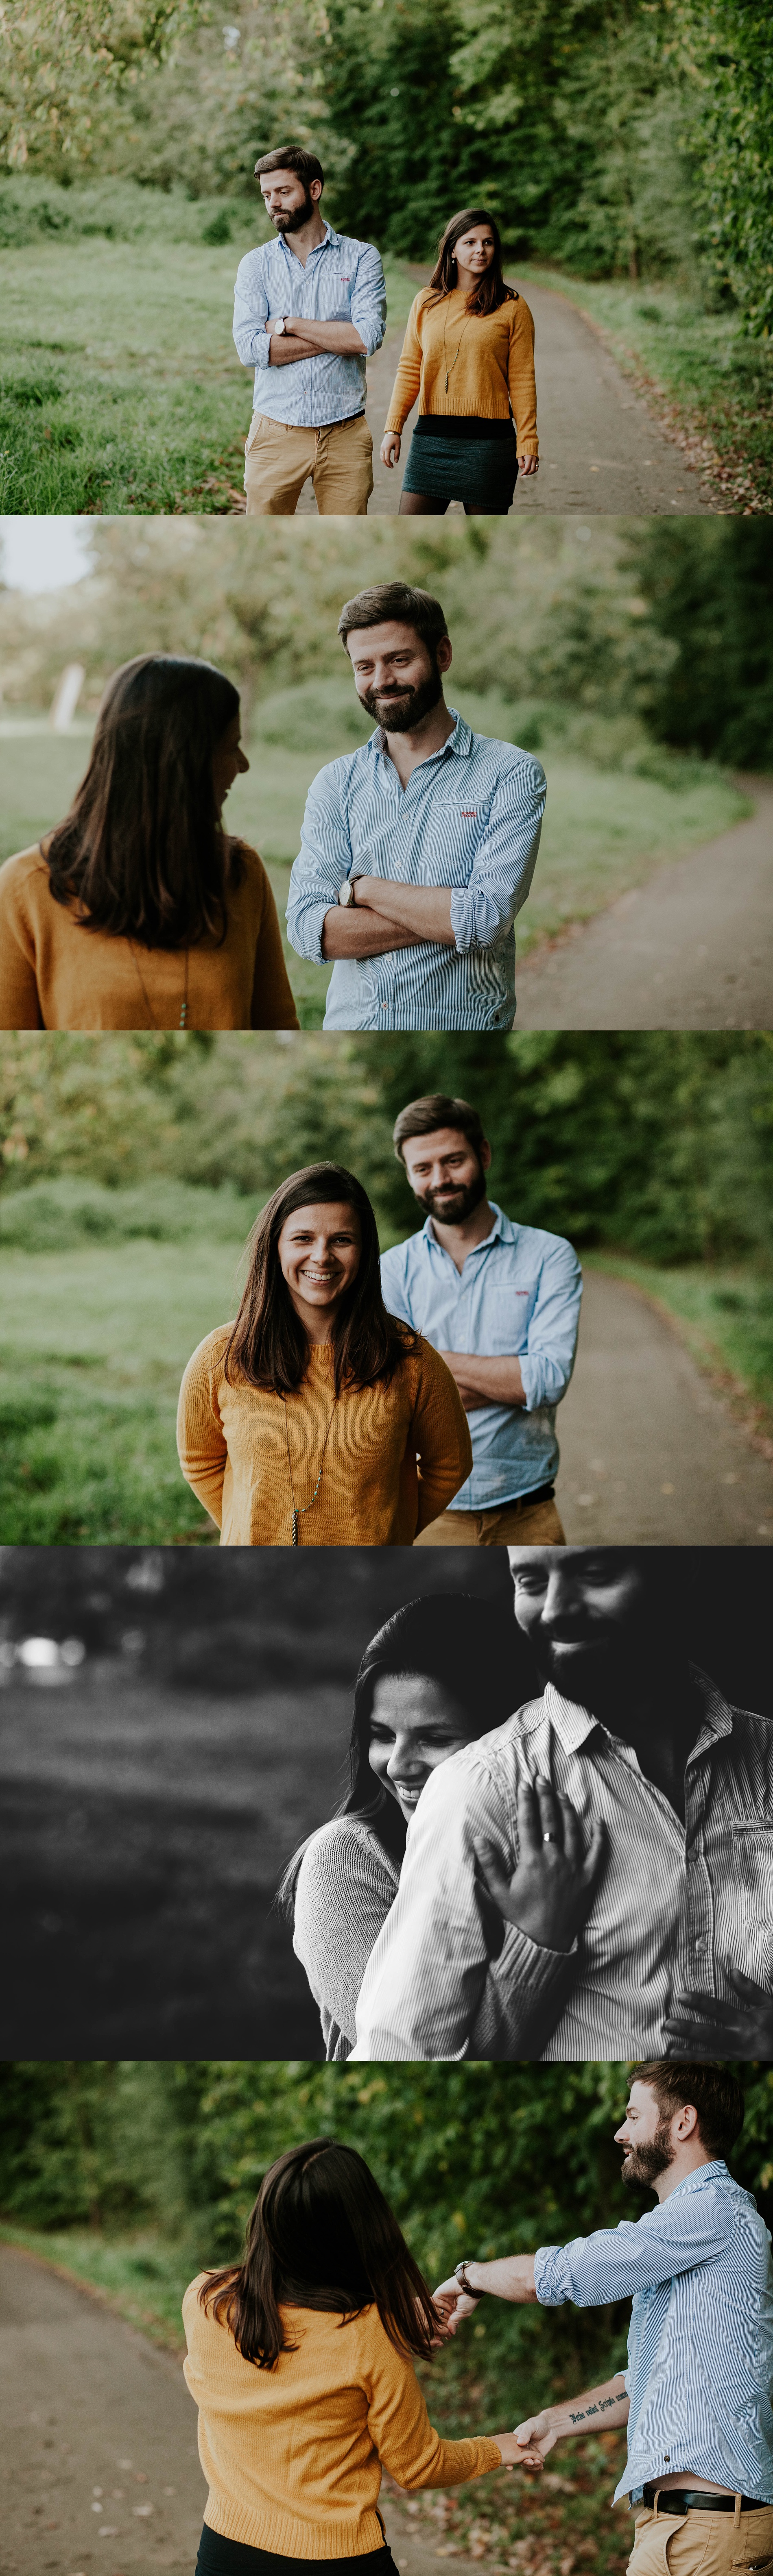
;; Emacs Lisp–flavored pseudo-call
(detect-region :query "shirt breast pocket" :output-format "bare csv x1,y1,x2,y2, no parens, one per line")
431,801,488,887
485,1286,537,1353
319,276,353,319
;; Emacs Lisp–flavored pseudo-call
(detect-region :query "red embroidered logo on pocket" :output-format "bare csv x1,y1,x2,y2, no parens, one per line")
461,810,477,817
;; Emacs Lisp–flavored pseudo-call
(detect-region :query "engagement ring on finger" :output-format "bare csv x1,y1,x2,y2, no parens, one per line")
542,1831,557,1843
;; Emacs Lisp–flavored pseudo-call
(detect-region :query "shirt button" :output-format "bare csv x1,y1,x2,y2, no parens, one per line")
381,1002,388,1011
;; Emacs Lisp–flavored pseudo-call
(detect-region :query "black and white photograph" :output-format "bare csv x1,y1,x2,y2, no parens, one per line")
2,1544,771,2063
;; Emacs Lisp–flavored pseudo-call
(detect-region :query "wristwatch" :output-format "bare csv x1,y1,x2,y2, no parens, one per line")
339,877,357,907
454,2260,484,2300
272,316,287,337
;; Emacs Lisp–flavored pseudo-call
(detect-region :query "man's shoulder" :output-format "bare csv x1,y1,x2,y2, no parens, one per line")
332,230,383,264
467,731,547,793
380,1230,425,1273
495,1211,580,1268
235,238,277,277
420,1703,547,1800
308,739,376,796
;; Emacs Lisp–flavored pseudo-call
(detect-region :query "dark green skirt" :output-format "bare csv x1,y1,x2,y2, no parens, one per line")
402,420,518,512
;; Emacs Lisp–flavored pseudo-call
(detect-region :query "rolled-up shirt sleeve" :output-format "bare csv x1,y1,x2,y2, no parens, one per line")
349,243,387,355
233,249,272,372
286,763,354,962
534,2191,736,2308
450,754,546,953
519,1240,582,1413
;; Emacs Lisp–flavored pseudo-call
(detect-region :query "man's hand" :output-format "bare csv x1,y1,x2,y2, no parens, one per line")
518,454,539,476
493,2430,547,2473
284,314,367,355
513,2413,559,2470
664,1967,773,2057
382,431,402,468
343,877,456,947
433,2258,537,2325
475,1776,606,1955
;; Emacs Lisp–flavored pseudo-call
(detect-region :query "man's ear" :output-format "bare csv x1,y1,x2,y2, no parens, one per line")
310,179,323,203
437,635,453,674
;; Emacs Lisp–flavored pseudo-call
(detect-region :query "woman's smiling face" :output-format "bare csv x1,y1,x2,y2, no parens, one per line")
368,1671,476,1824
277,1200,362,1324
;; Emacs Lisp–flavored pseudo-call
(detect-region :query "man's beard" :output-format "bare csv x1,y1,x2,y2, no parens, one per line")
271,188,315,234
414,1163,487,1225
358,662,444,734
621,2121,675,2187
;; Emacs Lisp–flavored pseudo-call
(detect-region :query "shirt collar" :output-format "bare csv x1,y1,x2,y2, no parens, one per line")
659,2161,731,2201
520,1666,737,1761
423,1199,506,1252
278,219,336,262
367,708,474,762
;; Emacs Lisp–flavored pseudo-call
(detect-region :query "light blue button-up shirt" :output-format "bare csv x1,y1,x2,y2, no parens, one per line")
233,222,386,425
380,1202,581,1507
285,714,546,1031
535,2162,773,2505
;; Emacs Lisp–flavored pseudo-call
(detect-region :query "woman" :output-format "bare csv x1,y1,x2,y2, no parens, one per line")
183,2134,526,2575
0,653,299,1030
381,209,539,517
176,1164,472,1546
282,1593,523,2059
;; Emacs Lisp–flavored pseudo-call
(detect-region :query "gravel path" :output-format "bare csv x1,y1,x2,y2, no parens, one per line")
557,1269,773,1543
515,778,773,1029
0,2248,471,2576
297,274,715,516
0,2245,204,2576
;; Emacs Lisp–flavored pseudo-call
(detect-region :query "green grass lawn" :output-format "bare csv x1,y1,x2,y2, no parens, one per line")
0,178,417,514
513,263,773,515
1,1180,769,1544
0,693,750,1030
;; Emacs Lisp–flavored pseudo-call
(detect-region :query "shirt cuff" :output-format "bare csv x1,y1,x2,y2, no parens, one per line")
533,2244,574,2306
285,898,332,965
449,887,508,954
252,333,272,371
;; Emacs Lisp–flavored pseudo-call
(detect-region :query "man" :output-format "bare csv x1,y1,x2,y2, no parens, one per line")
350,1548,773,2059
380,1092,581,1546
233,146,385,515
433,2062,773,2576
285,581,546,1030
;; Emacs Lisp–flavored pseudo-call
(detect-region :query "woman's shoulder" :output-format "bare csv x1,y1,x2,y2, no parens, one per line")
183,1323,237,1377
0,845,50,901
297,1816,398,1903
227,836,267,887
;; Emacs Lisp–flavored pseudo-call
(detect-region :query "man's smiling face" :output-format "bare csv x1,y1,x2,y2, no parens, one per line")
507,1549,654,1693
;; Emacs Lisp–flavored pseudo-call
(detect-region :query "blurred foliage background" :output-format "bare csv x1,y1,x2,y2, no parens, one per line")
1,2059,771,2572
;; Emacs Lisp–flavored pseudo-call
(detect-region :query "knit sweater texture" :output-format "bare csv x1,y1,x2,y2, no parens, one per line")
0,838,299,1029
176,1334,473,1546
293,1813,543,2062
182,2286,501,2558
384,288,538,449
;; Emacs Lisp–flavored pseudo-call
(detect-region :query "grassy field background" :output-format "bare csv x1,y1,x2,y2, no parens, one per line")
0,180,417,516
1,1178,770,1545
0,698,751,1030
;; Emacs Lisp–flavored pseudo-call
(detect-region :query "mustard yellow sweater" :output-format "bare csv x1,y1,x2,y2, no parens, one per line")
385,287,538,451
0,837,299,1030
176,1334,473,1546
183,2285,502,2558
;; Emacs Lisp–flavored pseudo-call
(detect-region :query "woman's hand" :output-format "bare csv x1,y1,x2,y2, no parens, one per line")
475,1776,605,1955
492,2428,549,2473
518,453,539,475
430,2280,478,2339
381,432,401,468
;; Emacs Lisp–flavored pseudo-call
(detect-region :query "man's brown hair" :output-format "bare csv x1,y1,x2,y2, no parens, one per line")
633,2060,745,2161
338,585,449,658
392,1093,487,1166
254,145,323,187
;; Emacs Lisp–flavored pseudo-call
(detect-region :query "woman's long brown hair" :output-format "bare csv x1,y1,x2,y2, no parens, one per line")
426,205,515,316
199,2137,440,2368
223,1163,418,1397
44,652,243,949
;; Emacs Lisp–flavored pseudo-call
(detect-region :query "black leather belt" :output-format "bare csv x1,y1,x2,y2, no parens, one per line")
640,2489,769,2514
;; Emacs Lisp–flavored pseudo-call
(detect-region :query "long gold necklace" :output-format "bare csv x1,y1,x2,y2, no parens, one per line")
129,941,190,1030
441,289,474,394
281,1387,338,1545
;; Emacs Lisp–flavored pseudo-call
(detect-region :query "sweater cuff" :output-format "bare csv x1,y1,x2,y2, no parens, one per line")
384,413,408,436
518,437,539,455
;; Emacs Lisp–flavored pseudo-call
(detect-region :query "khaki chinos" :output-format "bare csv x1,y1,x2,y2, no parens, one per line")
244,410,373,516
628,2498,773,2576
414,1491,566,1547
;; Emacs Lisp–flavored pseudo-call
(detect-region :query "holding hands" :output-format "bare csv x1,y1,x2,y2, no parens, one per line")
475,1775,606,1956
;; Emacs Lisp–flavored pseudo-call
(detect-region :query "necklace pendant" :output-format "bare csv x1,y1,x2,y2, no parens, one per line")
291,1511,299,1546
445,370,449,392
